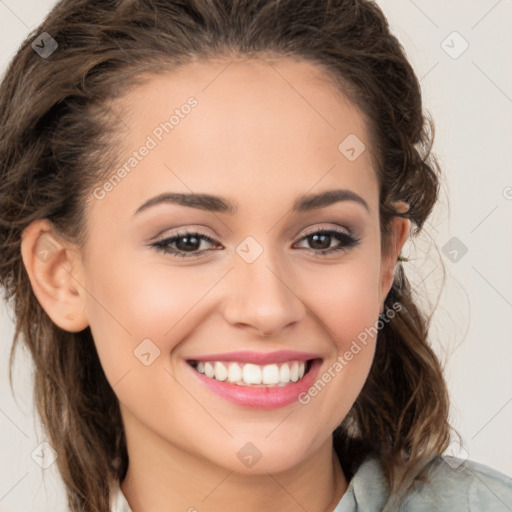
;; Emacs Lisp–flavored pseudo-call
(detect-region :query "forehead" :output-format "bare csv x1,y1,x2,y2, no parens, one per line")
94,58,378,219
118,57,371,152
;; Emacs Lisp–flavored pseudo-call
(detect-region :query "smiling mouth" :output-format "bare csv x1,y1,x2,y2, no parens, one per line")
187,359,315,387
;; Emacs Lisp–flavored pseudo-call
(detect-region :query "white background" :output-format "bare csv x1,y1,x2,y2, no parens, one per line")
1,1,511,510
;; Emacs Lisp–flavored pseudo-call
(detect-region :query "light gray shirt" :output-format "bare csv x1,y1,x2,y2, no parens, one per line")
110,456,512,511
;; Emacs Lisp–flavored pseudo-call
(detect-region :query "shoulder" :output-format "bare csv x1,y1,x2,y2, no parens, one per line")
403,456,512,511
337,456,512,512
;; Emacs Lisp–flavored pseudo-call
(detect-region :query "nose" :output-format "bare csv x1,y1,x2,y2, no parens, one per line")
221,252,306,338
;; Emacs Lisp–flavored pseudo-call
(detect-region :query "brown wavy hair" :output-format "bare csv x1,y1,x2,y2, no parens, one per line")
0,1,451,510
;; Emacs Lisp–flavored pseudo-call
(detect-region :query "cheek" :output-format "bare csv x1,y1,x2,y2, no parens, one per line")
305,257,382,345
295,259,381,417
82,246,228,382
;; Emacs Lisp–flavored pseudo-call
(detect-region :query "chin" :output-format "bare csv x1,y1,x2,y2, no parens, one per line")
198,433,321,476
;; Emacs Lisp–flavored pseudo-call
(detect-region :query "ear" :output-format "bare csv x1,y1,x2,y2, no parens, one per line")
379,202,411,307
20,219,89,332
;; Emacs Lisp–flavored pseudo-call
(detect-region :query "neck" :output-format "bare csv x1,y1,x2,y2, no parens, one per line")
120,419,347,512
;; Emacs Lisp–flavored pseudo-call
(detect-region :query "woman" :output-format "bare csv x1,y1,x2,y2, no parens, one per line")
1,1,511,511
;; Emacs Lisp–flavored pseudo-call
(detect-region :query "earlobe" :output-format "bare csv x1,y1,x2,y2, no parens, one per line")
20,219,89,332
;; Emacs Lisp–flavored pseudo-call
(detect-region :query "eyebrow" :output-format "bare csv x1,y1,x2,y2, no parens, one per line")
134,188,370,216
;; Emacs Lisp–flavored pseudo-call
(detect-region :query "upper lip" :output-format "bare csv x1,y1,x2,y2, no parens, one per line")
187,350,322,365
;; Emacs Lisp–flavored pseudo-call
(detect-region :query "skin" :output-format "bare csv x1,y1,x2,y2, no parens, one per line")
21,58,409,511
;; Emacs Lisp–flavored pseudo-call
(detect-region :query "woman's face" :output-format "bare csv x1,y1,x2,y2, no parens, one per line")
77,58,407,474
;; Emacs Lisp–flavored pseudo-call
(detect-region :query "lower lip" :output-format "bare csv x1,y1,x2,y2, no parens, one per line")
187,359,322,409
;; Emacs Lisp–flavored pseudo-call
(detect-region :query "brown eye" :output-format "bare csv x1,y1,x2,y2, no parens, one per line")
151,232,219,257
294,228,360,255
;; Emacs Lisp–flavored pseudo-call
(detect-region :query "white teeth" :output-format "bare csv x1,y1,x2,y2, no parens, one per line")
279,363,290,383
214,362,228,381
290,362,299,382
243,363,262,384
262,364,280,385
227,362,242,383
204,362,214,378
193,360,310,387
298,362,306,379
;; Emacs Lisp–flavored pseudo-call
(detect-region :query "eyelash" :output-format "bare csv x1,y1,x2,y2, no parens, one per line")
150,228,360,258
